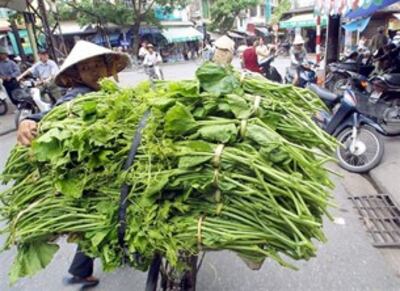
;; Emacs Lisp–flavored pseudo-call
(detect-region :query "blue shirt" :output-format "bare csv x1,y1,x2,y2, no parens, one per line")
30,60,59,80
0,58,20,78
28,85,93,122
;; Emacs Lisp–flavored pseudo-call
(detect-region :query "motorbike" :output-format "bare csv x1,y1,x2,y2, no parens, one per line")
285,61,318,88
0,79,8,116
145,64,164,82
12,79,56,128
309,83,384,173
325,51,375,95
259,54,282,83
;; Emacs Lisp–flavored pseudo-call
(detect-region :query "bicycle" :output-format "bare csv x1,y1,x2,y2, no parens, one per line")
145,252,205,291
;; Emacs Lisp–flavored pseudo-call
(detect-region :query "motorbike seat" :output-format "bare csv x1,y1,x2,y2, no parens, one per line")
308,84,340,103
384,74,400,87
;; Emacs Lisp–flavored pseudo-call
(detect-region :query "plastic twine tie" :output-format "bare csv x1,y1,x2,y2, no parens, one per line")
212,144,225,169
253,95,261,113
240,119,248,138
197,215,205,251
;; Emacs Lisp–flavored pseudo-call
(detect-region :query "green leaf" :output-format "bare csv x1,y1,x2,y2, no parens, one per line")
195,62,241,96
226,94,252,119
164,102,197,135
55,172,86,198
198,123,237,143
245,124,281,146
178,155,212,168
9,242,59,285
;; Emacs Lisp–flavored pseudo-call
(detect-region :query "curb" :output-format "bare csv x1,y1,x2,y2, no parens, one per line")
0,127,16,137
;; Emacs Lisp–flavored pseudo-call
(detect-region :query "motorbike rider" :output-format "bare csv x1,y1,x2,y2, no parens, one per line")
0,47,20,104
289,35,308,85
241,37,261,73
17,49,62,99
17,40,129,289
143,43,163,80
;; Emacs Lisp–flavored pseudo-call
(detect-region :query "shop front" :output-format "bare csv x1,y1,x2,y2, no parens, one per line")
159,24,203,63
280,13,328,53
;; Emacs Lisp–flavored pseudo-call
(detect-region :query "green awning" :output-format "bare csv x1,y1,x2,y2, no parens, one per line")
161,26,203,43
280,13,328,29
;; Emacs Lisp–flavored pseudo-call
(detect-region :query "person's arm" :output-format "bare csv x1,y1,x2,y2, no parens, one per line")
10,61,21,78
290,50,299,65
156,53,162,64
17,67,33,81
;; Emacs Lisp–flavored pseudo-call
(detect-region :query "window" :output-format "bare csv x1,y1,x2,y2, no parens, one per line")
260,5,265,17
250,6,257,17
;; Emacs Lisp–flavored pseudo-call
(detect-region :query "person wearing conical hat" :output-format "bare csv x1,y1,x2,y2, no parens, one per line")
17,40,129,288
212,35,235,65
289,34,308,85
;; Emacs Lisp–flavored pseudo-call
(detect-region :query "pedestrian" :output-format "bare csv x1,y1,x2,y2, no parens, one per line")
212,35,235,66
17,49,62,98
289,35,308,85
138,40,149,62
241,37,261,73
17,40,130,289
0,47,20,104
370,26,388,53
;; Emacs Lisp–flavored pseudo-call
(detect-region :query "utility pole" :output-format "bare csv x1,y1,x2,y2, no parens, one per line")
37,0,57,62
325,14,341,66
23,12,38,62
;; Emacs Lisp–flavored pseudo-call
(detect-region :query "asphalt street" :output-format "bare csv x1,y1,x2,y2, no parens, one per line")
1,58,400,290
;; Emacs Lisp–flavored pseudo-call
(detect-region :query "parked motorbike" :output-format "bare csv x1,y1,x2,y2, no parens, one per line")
13,79,56,128
0,79,8,116
309,83,384,173
325,51,375,95
259,54,282,83
285,62,318,87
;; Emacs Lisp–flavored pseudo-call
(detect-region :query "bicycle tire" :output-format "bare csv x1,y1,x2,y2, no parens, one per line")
145,254,198,291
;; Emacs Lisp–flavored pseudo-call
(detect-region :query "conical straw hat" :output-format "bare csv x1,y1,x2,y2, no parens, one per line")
293,35,305,45
214,35,235,53
55,40,129,87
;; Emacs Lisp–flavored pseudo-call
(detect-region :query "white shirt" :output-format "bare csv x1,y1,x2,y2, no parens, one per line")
30,60,59,80
143,52,162,66
139,47,149,58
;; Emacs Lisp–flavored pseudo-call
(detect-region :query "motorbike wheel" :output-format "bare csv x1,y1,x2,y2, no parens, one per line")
326,72,347,93
0,99,8,116
15,108,36,129
336,126,384,173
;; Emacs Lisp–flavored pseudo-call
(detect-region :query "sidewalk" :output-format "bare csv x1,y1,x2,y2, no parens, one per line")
369,136,400,204
0,110,16,136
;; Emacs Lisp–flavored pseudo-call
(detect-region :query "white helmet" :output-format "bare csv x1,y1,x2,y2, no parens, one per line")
293,35,305,45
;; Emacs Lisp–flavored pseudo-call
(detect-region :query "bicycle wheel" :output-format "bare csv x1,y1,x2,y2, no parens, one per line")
145,254,199,291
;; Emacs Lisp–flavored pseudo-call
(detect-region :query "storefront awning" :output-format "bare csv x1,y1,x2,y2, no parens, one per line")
228,31,245,39
280,13,327,29
346,0,399,19
0,0,26,12
342,17,371,32
255,27,269,36
161,26,203,43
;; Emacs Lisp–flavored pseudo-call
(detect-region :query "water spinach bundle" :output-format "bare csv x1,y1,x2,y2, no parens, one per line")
0,62,337,283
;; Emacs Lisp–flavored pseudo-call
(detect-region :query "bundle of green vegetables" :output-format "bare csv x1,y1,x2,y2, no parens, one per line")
0,62,337,283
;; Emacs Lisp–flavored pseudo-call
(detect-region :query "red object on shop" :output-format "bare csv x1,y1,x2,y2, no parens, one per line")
247,23,256,35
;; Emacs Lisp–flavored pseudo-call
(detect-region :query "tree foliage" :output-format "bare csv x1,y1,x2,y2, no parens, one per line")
210,0,261,34
271,0,291,25
57,0,188,52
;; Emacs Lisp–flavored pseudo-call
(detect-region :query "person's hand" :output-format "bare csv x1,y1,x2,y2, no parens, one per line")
17,120,38,146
